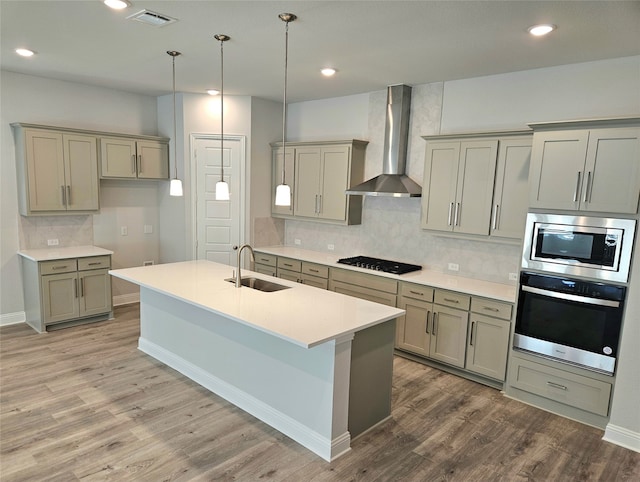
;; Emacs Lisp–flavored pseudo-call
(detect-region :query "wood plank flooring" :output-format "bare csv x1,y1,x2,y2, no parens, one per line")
1,304,638,481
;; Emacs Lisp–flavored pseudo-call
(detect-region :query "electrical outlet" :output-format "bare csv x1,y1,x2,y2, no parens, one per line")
120,226,128,236
448,263,459,272
47,239,59,246
294,238,301,245
143,260,154,266
327,244,335,251
509,272,518,281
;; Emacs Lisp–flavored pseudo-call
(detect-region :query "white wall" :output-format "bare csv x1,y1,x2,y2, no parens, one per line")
0,71,158,316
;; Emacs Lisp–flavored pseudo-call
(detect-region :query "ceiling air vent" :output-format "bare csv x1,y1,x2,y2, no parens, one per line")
126,9,177,27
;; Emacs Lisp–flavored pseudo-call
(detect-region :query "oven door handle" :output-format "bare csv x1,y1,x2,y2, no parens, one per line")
522,285,620,308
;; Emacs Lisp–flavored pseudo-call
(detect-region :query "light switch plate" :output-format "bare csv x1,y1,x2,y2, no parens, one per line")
448,263,459,272
294,238,301,245
47,239,59,246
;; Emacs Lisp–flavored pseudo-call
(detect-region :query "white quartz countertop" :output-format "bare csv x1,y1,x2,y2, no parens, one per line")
18,245,113,261
255,246,517,303
109,260,405,349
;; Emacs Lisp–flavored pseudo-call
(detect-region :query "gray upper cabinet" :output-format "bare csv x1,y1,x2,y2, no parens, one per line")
528,122,640,214
422,139,498,235
100,136,169,180
13,125,99,215
271,140,367,225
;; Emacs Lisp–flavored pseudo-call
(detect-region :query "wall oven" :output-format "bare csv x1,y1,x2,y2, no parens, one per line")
514,271,626,375
522,213,636,283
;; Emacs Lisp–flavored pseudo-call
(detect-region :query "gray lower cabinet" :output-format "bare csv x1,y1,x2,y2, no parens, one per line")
465,304,511,380
263,255,329,289
22,255,112,332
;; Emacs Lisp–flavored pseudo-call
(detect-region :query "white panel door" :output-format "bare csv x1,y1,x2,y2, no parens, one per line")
194,135,244,265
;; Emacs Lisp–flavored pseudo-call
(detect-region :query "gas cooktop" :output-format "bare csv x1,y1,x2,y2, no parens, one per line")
337,256,422,275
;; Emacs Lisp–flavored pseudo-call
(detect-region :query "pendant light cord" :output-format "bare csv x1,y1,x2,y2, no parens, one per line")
172,53,178,180
220,38,225,183
281,18,289,185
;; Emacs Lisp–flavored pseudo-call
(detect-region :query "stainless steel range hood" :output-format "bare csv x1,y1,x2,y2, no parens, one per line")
346,84,421,197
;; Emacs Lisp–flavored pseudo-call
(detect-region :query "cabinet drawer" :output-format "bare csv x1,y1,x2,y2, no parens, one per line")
330,268,398,294
40,259,77,275
255,253,277,267
434,290,470,310
509,357,612,416
254,264,277,277
277,268,300,283
330,280,397,306
277,257,302,272
470,297,512,320
400,282,434,302
300,273,328,290
78,256,111,271
302,262,328,279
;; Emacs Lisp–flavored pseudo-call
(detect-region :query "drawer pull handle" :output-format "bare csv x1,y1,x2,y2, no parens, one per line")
52,265,68,270
309,268,319,273
88,262,101,266
259,258,270,262
547,381,568,391
483,306,499,312
283,263,293,267
443,298,459,304
409,290,424,296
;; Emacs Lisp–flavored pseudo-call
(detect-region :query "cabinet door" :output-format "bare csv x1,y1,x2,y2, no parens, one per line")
294,147,322,218
42,272,79,324
421,142,459,231
582,127,640,214
277,268,300,283
465,314,510,380
529,130,589,210
454,140,498,235
491,138,532,238
319,145,350,221
430,305,468,368
396,296,432,357
25,129,66,212
63,134,99,211
137,140,169,179
79,269,112,317
272,147,295,216
100,137,137,178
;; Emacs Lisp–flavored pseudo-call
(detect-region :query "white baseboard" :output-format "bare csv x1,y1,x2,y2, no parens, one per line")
603,424,640,453
0,311,26,327
113,293,140,306
138,337,350,462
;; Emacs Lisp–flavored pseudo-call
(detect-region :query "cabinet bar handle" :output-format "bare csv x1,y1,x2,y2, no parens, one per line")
433,313,438,335
483,306,499,312
454,203,460,226
426,311,431,334
80,278,85,297
443,297,459,304
74,278,78,298
573,171,582,202
447,203,453,226
88,262,101,266
131,155,136,174
61,186,66,205
547,381,567,390
470,321,475,346
138,154,143,173
309,268,319,273
409,290,424,296
283,263,293,268
584,171,592,203
66,186,71,205
318,194,322,213
259,258,270,263
52,265,68,270
492,204,499,230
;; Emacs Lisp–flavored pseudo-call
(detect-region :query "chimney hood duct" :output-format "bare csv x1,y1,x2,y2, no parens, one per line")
346,84,421,197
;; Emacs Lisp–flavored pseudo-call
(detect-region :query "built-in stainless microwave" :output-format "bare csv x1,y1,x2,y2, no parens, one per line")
522,213,636,283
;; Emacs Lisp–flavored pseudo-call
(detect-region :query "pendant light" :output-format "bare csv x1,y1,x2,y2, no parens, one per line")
274,13,297,207
214,34,231,201
167,50,184,197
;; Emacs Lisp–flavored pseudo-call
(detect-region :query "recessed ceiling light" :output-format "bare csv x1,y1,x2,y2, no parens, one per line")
207,89,220,96
104,0,131,10
321,68,336,77
15,48,35,57
527,24,556,36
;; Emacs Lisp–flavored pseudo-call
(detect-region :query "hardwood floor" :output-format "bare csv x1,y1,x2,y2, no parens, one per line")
1,304,638,481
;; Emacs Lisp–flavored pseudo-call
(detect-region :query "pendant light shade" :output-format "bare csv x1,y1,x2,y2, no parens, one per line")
274,13,297,207
214,34,231,201
167,50,184,197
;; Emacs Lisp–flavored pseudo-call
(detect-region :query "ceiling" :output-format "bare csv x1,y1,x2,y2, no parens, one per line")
1,1,639,103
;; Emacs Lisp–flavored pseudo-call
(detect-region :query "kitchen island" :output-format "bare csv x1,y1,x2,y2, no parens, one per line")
109,260,404,461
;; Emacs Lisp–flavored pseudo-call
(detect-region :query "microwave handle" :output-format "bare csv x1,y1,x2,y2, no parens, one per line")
522,285,620,308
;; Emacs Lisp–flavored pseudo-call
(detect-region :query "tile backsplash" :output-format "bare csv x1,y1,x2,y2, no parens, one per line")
284,196,521,284
18,215,93,249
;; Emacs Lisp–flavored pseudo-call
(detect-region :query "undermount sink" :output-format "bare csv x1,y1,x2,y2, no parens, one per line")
225,277,291,292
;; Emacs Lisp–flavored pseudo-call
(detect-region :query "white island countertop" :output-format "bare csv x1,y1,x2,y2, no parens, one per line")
18,245,113,261
255,246,517,303
110,260,404,349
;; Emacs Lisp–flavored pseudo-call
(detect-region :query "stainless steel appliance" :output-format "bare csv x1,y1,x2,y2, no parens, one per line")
522,213,636,283
514,271,626,375
337,256,421,275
